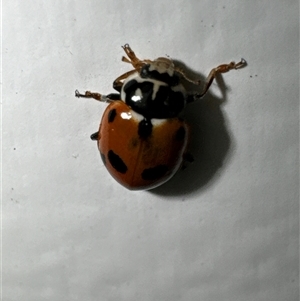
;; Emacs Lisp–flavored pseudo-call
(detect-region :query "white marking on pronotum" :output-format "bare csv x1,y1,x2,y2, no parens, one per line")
149,58,175,77
151,80,167,101
121,72,168,102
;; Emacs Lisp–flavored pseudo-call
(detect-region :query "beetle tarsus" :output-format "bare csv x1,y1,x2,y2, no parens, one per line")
235,58,247,69
75,90,83,98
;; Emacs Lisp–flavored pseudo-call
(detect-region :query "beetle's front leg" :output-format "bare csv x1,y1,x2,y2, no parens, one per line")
75,90,113,103
196,59,247,99
121,44,152,69
112,69,138,92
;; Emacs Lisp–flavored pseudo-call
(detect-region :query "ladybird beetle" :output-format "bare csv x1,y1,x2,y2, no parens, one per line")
76,44,246,190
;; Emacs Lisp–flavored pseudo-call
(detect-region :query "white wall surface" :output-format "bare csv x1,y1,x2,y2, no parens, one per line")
3,1,299,300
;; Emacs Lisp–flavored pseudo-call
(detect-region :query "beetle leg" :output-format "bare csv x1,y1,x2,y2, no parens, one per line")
112,69,138,92
183,152,194,163
122,44,141,66
113,44,154,92
90,132,99,141
174,67,202,86
75,90,113,103
106,93,121,100
121,44,151,69
195,58,247,98
181,152,194,170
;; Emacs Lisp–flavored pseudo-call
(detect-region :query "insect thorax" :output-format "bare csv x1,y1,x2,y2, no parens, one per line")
121,64,187,119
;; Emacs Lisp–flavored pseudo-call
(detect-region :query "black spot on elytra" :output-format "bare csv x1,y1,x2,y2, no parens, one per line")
138,119,153,139
90,132,99,140
100,152,106,165
108,109,117,123
108,150,127,174
175,126,186,141
142,165,169,181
